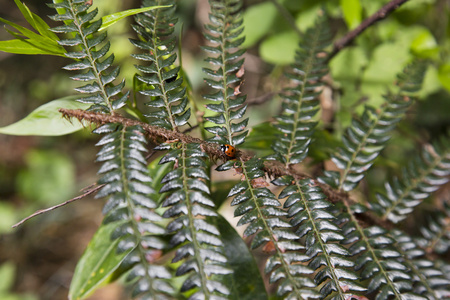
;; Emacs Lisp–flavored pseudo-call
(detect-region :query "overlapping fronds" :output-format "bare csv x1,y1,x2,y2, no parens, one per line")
391,230,450,299
273,177,366,299
93,123,173,298
336,203,421,299
48,0,128,113
374,134,450,223
417,201,450,254
271,15,331,166
157,143,231,299
320,61,427,191
203,0,248,145
219,158,319,299
131,0,190,131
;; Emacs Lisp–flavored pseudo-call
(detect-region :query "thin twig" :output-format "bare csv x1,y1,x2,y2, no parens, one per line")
328,0,410,61
12,184,103,228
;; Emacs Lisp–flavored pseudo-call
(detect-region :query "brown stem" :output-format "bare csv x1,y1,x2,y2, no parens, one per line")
59,108,393,229
12,184,103,228
328,0,410,61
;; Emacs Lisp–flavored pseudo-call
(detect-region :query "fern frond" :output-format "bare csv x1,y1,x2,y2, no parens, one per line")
131,0,191,131
158,143,231,299
221,158,319,299
203,0,248,145
271,14,331,166
417,201,450,254
48,0,128,113
374,134,450,223
225,159,313,298
391,230,450,299
93,123,173,298
320,61,427,191
337,202,421,299
273,177,366,299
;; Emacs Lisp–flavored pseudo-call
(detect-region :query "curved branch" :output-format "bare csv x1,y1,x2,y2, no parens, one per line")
60,108,393,230
327,0,410,61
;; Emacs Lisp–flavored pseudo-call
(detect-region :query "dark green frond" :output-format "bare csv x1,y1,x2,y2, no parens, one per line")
131,0,190,131
417,201,450,254
49,0,128,113
374,134,450,223
392,230,450,299
158,143,231,299
273,177,366,299
320,60,427,191
224,158,318,299
337,203,421,299
271,14,332,166
203,0,248,145
93,124,173,298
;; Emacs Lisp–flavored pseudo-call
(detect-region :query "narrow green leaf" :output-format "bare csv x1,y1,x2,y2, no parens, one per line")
0,97,91,136
0,39,64,56
210,215,268,300
0,17,59,49
13,0,59,40
68,221,135,300
99,6,171,31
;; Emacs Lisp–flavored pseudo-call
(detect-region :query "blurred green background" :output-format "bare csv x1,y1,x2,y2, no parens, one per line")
0,0,449,299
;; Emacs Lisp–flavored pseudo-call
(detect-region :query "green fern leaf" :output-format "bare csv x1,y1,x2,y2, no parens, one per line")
337,203,423,299
48,0,129,113
391,230,450,299
203,0,248,145
157,143,232,299
417,201,450,254
273,177,366,299
320,61,427,192
94,124,174,298
223,159,319,299
374,134,450,223
131,0,190,131
271,14,332,166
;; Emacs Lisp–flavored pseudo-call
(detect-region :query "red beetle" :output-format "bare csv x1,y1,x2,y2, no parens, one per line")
220,144,236,159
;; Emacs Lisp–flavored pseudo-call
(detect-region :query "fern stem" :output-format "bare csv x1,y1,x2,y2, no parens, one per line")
220,25,234,145
67,2,114,113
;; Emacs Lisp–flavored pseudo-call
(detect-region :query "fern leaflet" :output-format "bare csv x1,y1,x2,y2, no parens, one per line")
158,143,231,299
49,0,128,113
374,134,450,223
131,0,190,131
94,123,173,298
320,61,427,191
203,0,248,146
272,14,331,166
